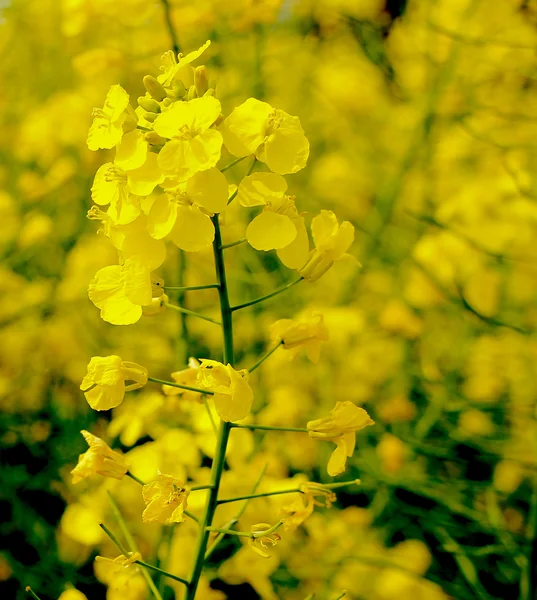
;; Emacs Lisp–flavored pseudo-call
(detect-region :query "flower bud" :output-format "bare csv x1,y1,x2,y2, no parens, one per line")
143,75,167,101
144,131,166,146
137,95,161,113
194,65,209,96
143,111,158,123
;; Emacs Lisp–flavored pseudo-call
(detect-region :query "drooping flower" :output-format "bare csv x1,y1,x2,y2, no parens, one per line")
71,430,128,484
270,312,329,363
142,472,190,524
307,401,374,476
248,523,282,558
87,85,137,151
88,257,154,325
280,495,314,532
223,98,309,174
162,358,203,403
299,210,355,282
153,96,223,180
80,355,148,411
196,359,253,422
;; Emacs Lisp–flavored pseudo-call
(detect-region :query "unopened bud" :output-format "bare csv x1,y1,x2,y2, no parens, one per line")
187,84,198,101
208,79,217,91
144,131,166,146
173,80,187,99
143,75,167,101
144,111,159,123
194,65,209,96
137,96,161,113
162,97,173,107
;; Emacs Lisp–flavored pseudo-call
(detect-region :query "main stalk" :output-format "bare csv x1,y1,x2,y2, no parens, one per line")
185,216,233,600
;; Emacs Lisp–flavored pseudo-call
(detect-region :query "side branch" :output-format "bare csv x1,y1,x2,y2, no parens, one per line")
231,277,303,311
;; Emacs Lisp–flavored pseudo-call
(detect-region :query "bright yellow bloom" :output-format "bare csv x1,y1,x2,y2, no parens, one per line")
299,210,355,282
58,589,89,600
91,131,165,225
158,40,211,88
307,401,374,476
142,472,190,524
71,430,128,484
88,257,154,325
196,359,253,422
237,173,309,267
87,85,136,151
80,355,148,411
248,523,281,558
145,167,228,251
270,313,329,363
162,357,202,403
223,98,309,174
153,96,223,180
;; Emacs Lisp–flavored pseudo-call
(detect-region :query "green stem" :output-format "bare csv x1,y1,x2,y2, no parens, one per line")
332,592,347,600
231,277,303,311
203,396,218,435
164,302,221,325
231,423,308,433
185,510,199,524
99,522,130,556
247,342,282,373
25,588,42,600
164,284,219,291
148,376,214,396
190,484,214,491
205,463,268,560
185,216,234,600
160,0,179,54
220,238,247,250
137,560,189,586
220,156,247,172
107,493,164,600
206,527,251,537
126,471,145,486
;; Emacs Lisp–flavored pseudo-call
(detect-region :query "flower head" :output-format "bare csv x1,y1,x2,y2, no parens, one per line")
196,359,253,422
223,98,309,174
80,355,148,410
142,472,190,524
71,430,128,484
299,210,355,282
270,313,329,363
307,402,374,476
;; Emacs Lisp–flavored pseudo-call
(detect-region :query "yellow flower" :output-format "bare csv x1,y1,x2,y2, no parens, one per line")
270,313,329,363
88,257,154,325
280,495,314,532
162,357,203,403
91,130,165,225
95,552,142,568
80,355,148,411
145,167,228,252
153,96,223,180
299,210,355,282
196,359,253,422
223,98,309,174
71,430,128,484
87,85,136,151
248,523,282,558
237,173,309,268
307,401,374,476
142,472,190,524
158,40,211,88
58,589,89,600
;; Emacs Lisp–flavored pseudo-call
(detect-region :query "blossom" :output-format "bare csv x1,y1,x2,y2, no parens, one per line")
280,495,314,532
307,401,374,476
237,173,309,268
223,98,309,174
142,473,190,524
87,85,136,151
299,210,355,282
71,430,128,484
145,167,228,252
158,40,211,88
196,359,253,422
153,96,223,180
80,355,148,410
88,257,154,325
248,523,282,558
270,313,329,363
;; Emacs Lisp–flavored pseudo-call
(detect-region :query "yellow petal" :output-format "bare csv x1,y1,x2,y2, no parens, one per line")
189,96,222,131
186,167,228,213
220,118,251,157
311,210,338,247
246,211,297,251
147,194,178,239
121,230,167,270
277,216,309,269
327,438,348,477
85,384,125,411
122,258,152,305
91,163,120,206
114,130,148,171
263,128,309,175
88,265,142,325
170,205,214,252
237,172,287,207
225,98,272,154
127,153,165,196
